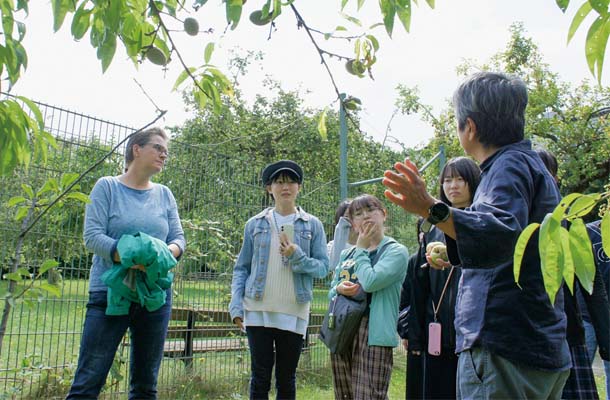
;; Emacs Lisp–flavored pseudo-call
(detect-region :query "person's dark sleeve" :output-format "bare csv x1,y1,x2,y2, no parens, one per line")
407,244,430,352
581,272,610,361
400,254,417,311
452,158,549,269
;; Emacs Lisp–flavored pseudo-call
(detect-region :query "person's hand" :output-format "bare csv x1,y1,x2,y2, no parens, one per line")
130,264,146,271
279,233,297,257
402,339,409,351
356,221,379,249
233,317,245,333
382,158,436,216
337,281,361,297
168,243,182,259
425,254,451,270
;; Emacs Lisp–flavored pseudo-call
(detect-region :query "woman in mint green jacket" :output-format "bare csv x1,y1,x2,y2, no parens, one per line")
328,194,409,399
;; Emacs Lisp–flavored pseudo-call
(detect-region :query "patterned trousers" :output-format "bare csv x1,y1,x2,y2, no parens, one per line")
330,316,393,400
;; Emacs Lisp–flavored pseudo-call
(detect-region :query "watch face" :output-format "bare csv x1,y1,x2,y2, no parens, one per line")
428,202,450,224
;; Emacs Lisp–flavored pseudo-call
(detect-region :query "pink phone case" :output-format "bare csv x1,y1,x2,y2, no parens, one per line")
428,322,442,356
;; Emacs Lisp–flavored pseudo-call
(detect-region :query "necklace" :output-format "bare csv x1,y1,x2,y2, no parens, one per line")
272,209,296,267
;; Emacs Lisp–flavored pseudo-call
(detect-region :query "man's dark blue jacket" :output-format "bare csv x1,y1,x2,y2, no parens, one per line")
451,140,571,371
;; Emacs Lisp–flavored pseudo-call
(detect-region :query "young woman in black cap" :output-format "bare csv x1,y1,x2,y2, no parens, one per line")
229,160,329,400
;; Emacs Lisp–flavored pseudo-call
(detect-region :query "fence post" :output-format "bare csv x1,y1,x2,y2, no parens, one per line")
439,144,446,173
339,93,348,200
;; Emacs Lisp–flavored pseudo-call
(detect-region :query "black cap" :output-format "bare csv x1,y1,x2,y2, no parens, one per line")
261,160,303,185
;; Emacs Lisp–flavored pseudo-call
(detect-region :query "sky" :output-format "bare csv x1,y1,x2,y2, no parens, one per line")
11,0,609,150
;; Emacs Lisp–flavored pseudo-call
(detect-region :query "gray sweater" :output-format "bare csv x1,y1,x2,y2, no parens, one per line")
84,176,186,292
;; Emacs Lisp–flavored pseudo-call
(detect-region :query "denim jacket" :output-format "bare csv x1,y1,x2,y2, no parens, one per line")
229,207,329,322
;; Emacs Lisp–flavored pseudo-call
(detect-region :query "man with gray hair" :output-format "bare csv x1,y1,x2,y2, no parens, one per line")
383,72,571,399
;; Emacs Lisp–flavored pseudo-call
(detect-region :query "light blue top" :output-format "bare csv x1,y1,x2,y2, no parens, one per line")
329,236,409,347
229,207,329,323
84,176,186,292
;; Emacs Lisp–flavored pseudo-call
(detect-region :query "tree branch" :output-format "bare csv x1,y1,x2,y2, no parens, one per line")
289,4,365,136
19,111,167,239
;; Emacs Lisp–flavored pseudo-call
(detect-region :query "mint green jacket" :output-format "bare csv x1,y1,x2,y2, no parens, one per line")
101,232,177,315
328,236,409,347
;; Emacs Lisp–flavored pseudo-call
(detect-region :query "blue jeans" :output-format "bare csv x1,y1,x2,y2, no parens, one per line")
246,326,304,400
583,320,610,400
67,290,172,399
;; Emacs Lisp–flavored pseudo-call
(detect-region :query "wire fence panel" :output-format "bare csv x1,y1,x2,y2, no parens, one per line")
0,96,416,399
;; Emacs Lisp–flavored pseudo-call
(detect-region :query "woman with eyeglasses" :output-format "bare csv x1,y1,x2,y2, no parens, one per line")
67,127,185,399
229,160,329,400
328,194,409,399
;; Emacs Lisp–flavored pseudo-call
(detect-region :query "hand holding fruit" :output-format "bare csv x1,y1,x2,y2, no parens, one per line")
425,241,450,270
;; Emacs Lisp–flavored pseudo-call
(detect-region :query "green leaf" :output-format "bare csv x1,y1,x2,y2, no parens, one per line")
589,0,609,15
379,0,395,37
366,34,380,51
513,222,540,285
71,4,92,40
568,193,601,218
51,0,75,32
5,267,31,281
551,192,583,221
172,67,198,91
396,1,412,33
4,272,23,281
7,196,27,207
539,213,562,305
556,0,570,12
60,172,79,189
559,226,574,294
584,14,610,82
601,211,610,257
341,0,349,10
15,206,28,222
570,218,595,294
317,108,328,140
568,1,593,43
226,0,243,30
39,259,59,275
97,33,117,73
357,0,365,10
340,12,363,27
204,42,215,64
21,183,34,199
39,283,62,298
16,21,26,41
37,178,59,197
64,192,91,203
424,0,435,8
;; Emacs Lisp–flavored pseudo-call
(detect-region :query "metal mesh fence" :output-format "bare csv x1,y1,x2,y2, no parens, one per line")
0,97,417,398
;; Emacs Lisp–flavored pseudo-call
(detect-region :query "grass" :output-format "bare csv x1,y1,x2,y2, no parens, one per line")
1,279,608,399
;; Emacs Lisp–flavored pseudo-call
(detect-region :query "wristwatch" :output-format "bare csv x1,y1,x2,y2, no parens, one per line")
427,202,451,225
421,202,450,233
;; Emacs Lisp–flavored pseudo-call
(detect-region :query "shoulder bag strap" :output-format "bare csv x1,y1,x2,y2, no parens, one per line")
371,239,396,267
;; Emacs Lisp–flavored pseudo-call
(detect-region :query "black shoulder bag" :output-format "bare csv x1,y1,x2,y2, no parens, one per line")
319,240,395,355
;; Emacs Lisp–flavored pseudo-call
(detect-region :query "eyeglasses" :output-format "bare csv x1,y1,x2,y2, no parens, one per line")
149,143,169,157
351,206,380,219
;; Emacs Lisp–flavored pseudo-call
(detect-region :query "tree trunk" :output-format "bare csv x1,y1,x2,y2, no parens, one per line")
0,202,35,356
